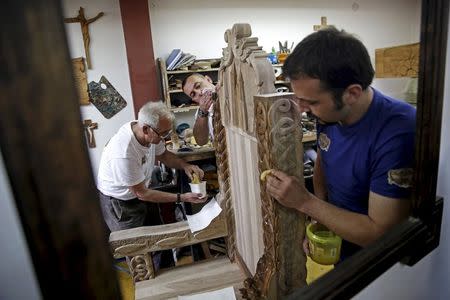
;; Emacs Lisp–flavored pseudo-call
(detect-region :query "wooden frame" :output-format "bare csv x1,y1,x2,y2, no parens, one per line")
0,0,447,299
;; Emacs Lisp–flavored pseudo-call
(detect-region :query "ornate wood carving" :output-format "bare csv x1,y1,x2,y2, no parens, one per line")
375,43,420,78
217,23,307,299
71,57,90,105
241,94,307,299
219,23,276,135
110,212,227,258
213,95,236,261
127,253,155,282
65,7,104,69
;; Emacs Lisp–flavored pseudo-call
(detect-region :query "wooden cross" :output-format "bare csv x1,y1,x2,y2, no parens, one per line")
313,16,333,31
83,119,98,148
65,7,104,69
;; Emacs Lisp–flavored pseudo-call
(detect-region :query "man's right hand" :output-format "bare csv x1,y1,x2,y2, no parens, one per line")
199,95,213,113
181,192,207,203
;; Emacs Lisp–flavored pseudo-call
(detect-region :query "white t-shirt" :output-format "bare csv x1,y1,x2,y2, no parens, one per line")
97,121,166,200
194,104,214,141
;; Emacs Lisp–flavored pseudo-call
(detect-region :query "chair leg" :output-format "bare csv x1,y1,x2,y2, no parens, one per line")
201,242,212,259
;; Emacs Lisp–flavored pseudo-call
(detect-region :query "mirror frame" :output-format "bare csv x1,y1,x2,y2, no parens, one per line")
0,0,446,299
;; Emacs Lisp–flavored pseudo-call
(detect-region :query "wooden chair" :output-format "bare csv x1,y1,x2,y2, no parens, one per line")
109,23,308,300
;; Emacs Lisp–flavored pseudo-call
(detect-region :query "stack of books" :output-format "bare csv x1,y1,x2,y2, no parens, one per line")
166,49,196,71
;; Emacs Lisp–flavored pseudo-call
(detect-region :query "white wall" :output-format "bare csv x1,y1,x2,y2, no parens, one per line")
354,5,450,299
149,0,421,125
63,0,135,179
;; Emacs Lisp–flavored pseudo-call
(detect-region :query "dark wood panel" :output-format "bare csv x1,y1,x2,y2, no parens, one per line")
413,0,449,222
0,0,120,298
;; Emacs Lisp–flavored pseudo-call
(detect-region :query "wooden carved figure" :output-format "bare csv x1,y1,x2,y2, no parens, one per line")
83,119,98,148
65,7,104,69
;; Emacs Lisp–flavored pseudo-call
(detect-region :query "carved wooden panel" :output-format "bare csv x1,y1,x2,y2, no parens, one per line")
219,23,276,135
217,23,307,299
375,43,420,78
213,98,237,261
71,57,90,105
109,211,227,259
242,93,307,299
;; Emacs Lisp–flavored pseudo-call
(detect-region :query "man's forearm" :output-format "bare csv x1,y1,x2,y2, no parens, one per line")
136,188,178,203
193,117,209,146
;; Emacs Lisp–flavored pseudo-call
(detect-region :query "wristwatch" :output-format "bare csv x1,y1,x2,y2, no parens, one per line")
198,108,209,118
176,193,182,204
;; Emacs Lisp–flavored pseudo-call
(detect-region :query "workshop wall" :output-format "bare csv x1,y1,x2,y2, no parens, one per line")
150,0,421,124
63,0,135,180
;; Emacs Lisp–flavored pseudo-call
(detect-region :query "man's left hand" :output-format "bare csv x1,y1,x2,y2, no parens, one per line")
265,170,312,211
183,164,204,181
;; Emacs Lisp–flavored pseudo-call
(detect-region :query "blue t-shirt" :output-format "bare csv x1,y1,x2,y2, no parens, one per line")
316,88,416,258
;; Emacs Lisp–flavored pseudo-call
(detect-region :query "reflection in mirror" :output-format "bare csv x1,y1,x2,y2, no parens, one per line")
61,0,421,298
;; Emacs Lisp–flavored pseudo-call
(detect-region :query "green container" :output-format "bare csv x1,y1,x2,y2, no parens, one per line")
306,223,342,265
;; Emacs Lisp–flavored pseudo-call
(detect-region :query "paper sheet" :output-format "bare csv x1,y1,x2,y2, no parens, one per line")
178,286,236,300
186,198,222,232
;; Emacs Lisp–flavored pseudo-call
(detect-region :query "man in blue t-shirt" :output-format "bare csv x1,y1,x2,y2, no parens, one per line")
265,27,415,260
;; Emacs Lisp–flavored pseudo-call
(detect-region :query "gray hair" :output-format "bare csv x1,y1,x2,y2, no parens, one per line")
137,101,174,128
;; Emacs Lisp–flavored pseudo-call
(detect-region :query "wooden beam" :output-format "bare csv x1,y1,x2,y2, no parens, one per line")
0,0,120,298
119,0,159,117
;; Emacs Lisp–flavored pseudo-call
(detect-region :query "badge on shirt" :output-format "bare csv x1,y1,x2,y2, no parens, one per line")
318,133,331,151
141,156,147,165
388,168,413,188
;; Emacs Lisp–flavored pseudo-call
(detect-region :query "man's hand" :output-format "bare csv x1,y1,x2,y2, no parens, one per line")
183,164,204,181
198,92,214,113
265,170,312,211
182,192,207,203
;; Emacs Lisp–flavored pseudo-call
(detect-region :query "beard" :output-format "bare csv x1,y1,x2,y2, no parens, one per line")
306,112,339,126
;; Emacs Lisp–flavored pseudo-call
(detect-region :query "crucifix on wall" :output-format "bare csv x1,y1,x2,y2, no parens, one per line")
83,119,98,148
313,16,333,31
65,7,104,69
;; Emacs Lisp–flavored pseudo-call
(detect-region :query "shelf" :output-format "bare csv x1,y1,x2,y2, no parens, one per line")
167,68,220,75
275,80,290,84
171,105,199,113
169,89,183,93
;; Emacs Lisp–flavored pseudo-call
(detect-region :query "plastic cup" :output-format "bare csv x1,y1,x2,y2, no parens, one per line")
189,181,207,198
306,223,342,265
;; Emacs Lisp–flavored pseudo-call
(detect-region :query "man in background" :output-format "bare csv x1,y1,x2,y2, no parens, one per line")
97,101,206,232
182,73,216,145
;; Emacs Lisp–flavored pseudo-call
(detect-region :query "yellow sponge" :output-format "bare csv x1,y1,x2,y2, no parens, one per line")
260,169,274,181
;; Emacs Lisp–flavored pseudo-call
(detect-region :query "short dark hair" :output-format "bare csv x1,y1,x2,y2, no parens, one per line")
283,27,374,108
181,73,204,91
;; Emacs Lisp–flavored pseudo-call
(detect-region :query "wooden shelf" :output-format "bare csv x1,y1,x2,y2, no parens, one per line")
171,105,199,113
167,68,219,75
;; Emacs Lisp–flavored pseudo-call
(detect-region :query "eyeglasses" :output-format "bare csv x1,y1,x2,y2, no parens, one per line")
147,124,172,139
